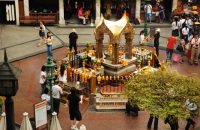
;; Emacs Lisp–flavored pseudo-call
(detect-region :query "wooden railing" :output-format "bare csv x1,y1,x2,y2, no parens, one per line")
29,12,59,24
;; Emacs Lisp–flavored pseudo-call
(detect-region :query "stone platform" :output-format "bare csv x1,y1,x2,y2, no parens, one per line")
102,56,137,76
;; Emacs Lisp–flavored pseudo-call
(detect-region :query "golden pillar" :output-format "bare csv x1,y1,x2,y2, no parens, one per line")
112,43,119,64
90,72,97,93
67,64,71,82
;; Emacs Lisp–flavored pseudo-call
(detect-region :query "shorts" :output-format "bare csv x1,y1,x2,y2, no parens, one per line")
146,13,152,20
69,110,82,121
39,31,45,37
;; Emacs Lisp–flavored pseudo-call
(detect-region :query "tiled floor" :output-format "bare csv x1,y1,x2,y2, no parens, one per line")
11,47,200,130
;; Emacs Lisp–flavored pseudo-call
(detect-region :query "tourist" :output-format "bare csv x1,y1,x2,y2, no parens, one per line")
186,15,193,37
147,114,158,130
58,63,67,84
45,32,53,58
171,17,180,37
159,3,165,24
166,35,177,60
152,28,160,56
39,65,46,96
164,115,179,130
35,20,46,47
78,7,86,25
178,39,186,63
125,99,139,116
185,99,197,130
139,30,145,43
41,88,51,114
179,16,186,39
52,81,63,116
69,28,78,54
105,1,111,19
190,33,200,65
182,23,189,44
67,87,83,130
144,2,152,23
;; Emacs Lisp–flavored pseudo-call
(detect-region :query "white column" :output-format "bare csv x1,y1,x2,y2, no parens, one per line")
24,0,29,16
59,0,65,25
15,0,19,25
172,0,178,12
135,0,141,21
95,0,101,24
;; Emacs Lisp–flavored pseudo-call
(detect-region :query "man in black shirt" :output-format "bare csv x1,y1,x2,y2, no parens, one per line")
67,87,83,130
69,29,78,54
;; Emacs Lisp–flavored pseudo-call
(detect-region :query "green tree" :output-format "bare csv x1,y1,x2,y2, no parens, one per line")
124,67,200,124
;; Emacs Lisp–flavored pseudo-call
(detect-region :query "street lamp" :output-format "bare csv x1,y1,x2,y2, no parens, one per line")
44,57,55,124
0,49,21,130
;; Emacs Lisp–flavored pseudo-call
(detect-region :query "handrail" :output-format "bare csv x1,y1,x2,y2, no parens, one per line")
30,12,59,24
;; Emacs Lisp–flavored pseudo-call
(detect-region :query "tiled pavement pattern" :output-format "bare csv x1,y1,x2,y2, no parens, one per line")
11,47,200,130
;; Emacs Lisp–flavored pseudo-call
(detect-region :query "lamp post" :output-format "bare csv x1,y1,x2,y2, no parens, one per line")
44,57,55,124
0,49,21,130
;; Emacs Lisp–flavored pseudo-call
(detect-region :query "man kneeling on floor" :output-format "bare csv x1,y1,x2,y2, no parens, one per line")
125,99,139,116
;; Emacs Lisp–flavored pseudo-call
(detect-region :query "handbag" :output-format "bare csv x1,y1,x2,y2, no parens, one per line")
176,44,182,52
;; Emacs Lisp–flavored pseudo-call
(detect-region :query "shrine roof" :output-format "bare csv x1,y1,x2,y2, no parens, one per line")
95,14,129,36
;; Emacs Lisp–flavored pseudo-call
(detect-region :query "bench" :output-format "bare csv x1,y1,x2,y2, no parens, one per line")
19,16,37,25
38,16,57,24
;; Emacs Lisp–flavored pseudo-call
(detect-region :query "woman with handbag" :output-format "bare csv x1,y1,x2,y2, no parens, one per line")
178,39,186,63
39,65,46,96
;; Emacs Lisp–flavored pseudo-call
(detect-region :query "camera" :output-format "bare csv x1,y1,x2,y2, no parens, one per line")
196,44,198,47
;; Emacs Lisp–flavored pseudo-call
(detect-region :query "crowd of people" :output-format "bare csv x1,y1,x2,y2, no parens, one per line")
170,14,200,65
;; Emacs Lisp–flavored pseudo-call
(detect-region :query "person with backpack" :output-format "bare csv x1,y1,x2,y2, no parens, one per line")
179,16,186,38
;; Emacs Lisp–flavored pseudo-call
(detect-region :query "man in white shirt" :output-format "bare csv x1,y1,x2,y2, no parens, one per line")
52,81,63,116
185,99,197,130
41,88,51,114
144,2,152,23
190,33,200,65
179,16,186,38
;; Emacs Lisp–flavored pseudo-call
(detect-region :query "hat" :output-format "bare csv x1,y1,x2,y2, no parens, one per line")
72,28,76,32
156,28,161,32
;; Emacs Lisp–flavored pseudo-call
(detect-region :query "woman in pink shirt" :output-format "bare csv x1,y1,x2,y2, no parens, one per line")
78,7,86,25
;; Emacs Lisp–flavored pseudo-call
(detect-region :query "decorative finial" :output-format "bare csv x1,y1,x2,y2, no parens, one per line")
4,49,8,62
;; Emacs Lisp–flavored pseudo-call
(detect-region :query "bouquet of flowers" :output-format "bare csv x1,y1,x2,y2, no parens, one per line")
140,40,147,46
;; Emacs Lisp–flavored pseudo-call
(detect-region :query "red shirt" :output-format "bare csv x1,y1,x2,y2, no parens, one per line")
167,36,176,49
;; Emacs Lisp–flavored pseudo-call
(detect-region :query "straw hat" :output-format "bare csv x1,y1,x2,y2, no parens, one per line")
156,28,161,32
71,28,76,33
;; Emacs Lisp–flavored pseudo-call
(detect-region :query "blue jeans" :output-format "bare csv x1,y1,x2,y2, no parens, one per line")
47,45,53,58
166,48,173,60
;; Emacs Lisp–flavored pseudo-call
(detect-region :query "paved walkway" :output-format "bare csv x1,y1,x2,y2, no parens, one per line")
0,23,175,63
11,46,200,130
1,24,200,130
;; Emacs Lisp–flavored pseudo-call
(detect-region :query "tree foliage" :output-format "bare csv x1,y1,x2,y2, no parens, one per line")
124,67,200,122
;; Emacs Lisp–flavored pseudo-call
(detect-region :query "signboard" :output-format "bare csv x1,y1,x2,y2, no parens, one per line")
34,100,47,128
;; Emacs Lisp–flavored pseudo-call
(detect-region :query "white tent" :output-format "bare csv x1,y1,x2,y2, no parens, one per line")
20,112,32,130
50,112,62,130
0,112,6,130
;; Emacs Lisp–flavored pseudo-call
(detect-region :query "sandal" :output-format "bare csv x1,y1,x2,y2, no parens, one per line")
37,44,41,47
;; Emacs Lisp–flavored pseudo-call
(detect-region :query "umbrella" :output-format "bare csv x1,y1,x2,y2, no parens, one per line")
0,112,6,130
50,112,62,130
20,112,33,130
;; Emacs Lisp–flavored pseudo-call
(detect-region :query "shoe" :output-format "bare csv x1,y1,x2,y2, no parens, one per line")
190,63,193,65
182,60,184,62
179,61,183,64
37,44,41,47
194,63,198,66
71,126,78,130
